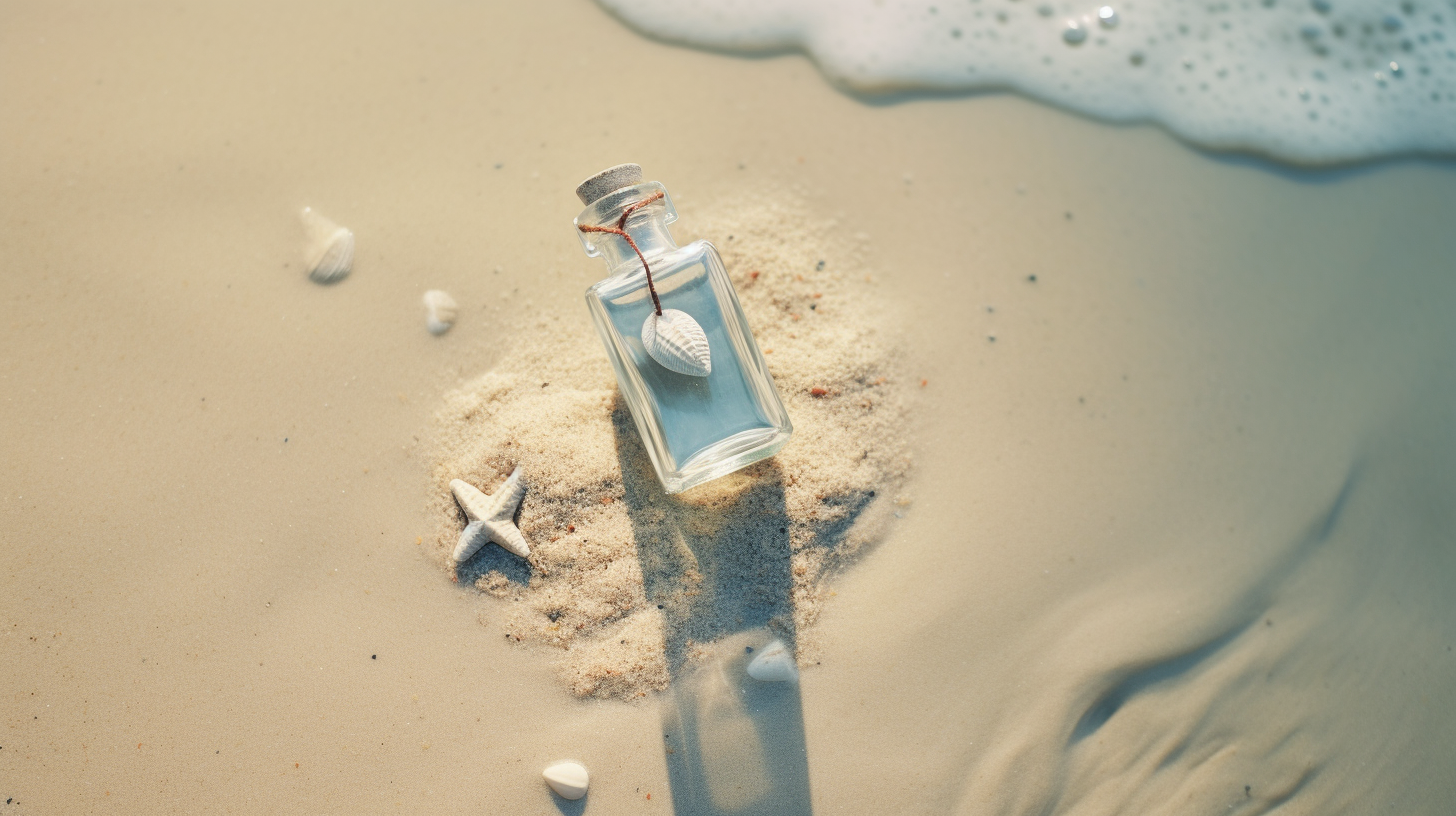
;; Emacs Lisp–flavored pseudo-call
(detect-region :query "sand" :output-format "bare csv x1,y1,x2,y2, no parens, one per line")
428,192,911,699
2,1,1455,814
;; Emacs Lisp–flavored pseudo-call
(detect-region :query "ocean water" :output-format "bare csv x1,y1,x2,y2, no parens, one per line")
599,0,1456,163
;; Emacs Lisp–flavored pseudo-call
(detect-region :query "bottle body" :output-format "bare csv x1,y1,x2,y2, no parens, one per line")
587,240,791,493
578,183,790,493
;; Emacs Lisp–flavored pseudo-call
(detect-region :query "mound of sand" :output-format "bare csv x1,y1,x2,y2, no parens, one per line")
427,191,913,700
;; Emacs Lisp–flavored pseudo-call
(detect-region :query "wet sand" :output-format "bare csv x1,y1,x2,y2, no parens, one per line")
2,1,1455,813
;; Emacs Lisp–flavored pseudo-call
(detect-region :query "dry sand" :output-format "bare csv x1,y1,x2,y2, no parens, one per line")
427,193,911,699
2,1,1455,814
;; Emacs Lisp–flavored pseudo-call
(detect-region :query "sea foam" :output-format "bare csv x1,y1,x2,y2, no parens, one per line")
598,0,1456,164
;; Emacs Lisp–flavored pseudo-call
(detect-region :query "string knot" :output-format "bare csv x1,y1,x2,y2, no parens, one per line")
578,191,667,316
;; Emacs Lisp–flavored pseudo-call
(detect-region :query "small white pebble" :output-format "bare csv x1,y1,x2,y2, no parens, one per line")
299,207,354,285
1097,6,1119,27
747,639,799,682
543,761,589,800
1063,20,1087,44
423,290,458,335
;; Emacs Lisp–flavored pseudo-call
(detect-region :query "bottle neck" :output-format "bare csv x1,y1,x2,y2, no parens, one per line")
574,180,681,277
598,214,678,275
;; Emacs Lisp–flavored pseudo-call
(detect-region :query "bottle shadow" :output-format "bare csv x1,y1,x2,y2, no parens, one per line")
612,405,814,816
551,794,587,816
452,526,533,587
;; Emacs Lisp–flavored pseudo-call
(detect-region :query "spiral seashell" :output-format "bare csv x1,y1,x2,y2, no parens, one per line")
422,289,458,335
641,308,711,377
299,207,354,284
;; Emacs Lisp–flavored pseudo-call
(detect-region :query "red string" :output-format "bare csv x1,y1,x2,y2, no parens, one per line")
578,191,667,316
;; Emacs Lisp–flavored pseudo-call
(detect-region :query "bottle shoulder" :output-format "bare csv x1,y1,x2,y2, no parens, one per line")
666,239,724,274
657,239,719,269
585,240,723,300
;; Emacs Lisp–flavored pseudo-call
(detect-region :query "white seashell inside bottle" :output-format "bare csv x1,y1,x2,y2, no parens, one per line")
299,206,354,284
641,308,711,376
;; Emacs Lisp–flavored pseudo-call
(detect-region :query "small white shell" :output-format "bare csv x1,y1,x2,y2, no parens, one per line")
746,639,798,682
299,207,354,284
641,308,711,377
542,761,589,800
422,289,458,335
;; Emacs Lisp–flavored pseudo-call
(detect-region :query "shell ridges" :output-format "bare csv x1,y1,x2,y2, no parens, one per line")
641,308,711,377
449,467,530,561
300,207,354,284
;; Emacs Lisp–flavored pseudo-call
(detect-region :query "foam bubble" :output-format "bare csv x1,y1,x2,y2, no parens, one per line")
598,0,1456,164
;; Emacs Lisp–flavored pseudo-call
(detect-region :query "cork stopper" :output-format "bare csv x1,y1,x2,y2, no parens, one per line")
575,164,644,206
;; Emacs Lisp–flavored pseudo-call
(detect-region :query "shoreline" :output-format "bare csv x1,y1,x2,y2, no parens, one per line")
2,0,1454,812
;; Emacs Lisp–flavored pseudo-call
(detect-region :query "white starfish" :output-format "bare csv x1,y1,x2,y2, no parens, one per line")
449,466,529,562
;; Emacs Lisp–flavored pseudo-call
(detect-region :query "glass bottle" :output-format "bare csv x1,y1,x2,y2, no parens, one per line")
573,164,792,494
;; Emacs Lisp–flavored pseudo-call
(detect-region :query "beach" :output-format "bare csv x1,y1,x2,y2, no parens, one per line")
2,0,1455,813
